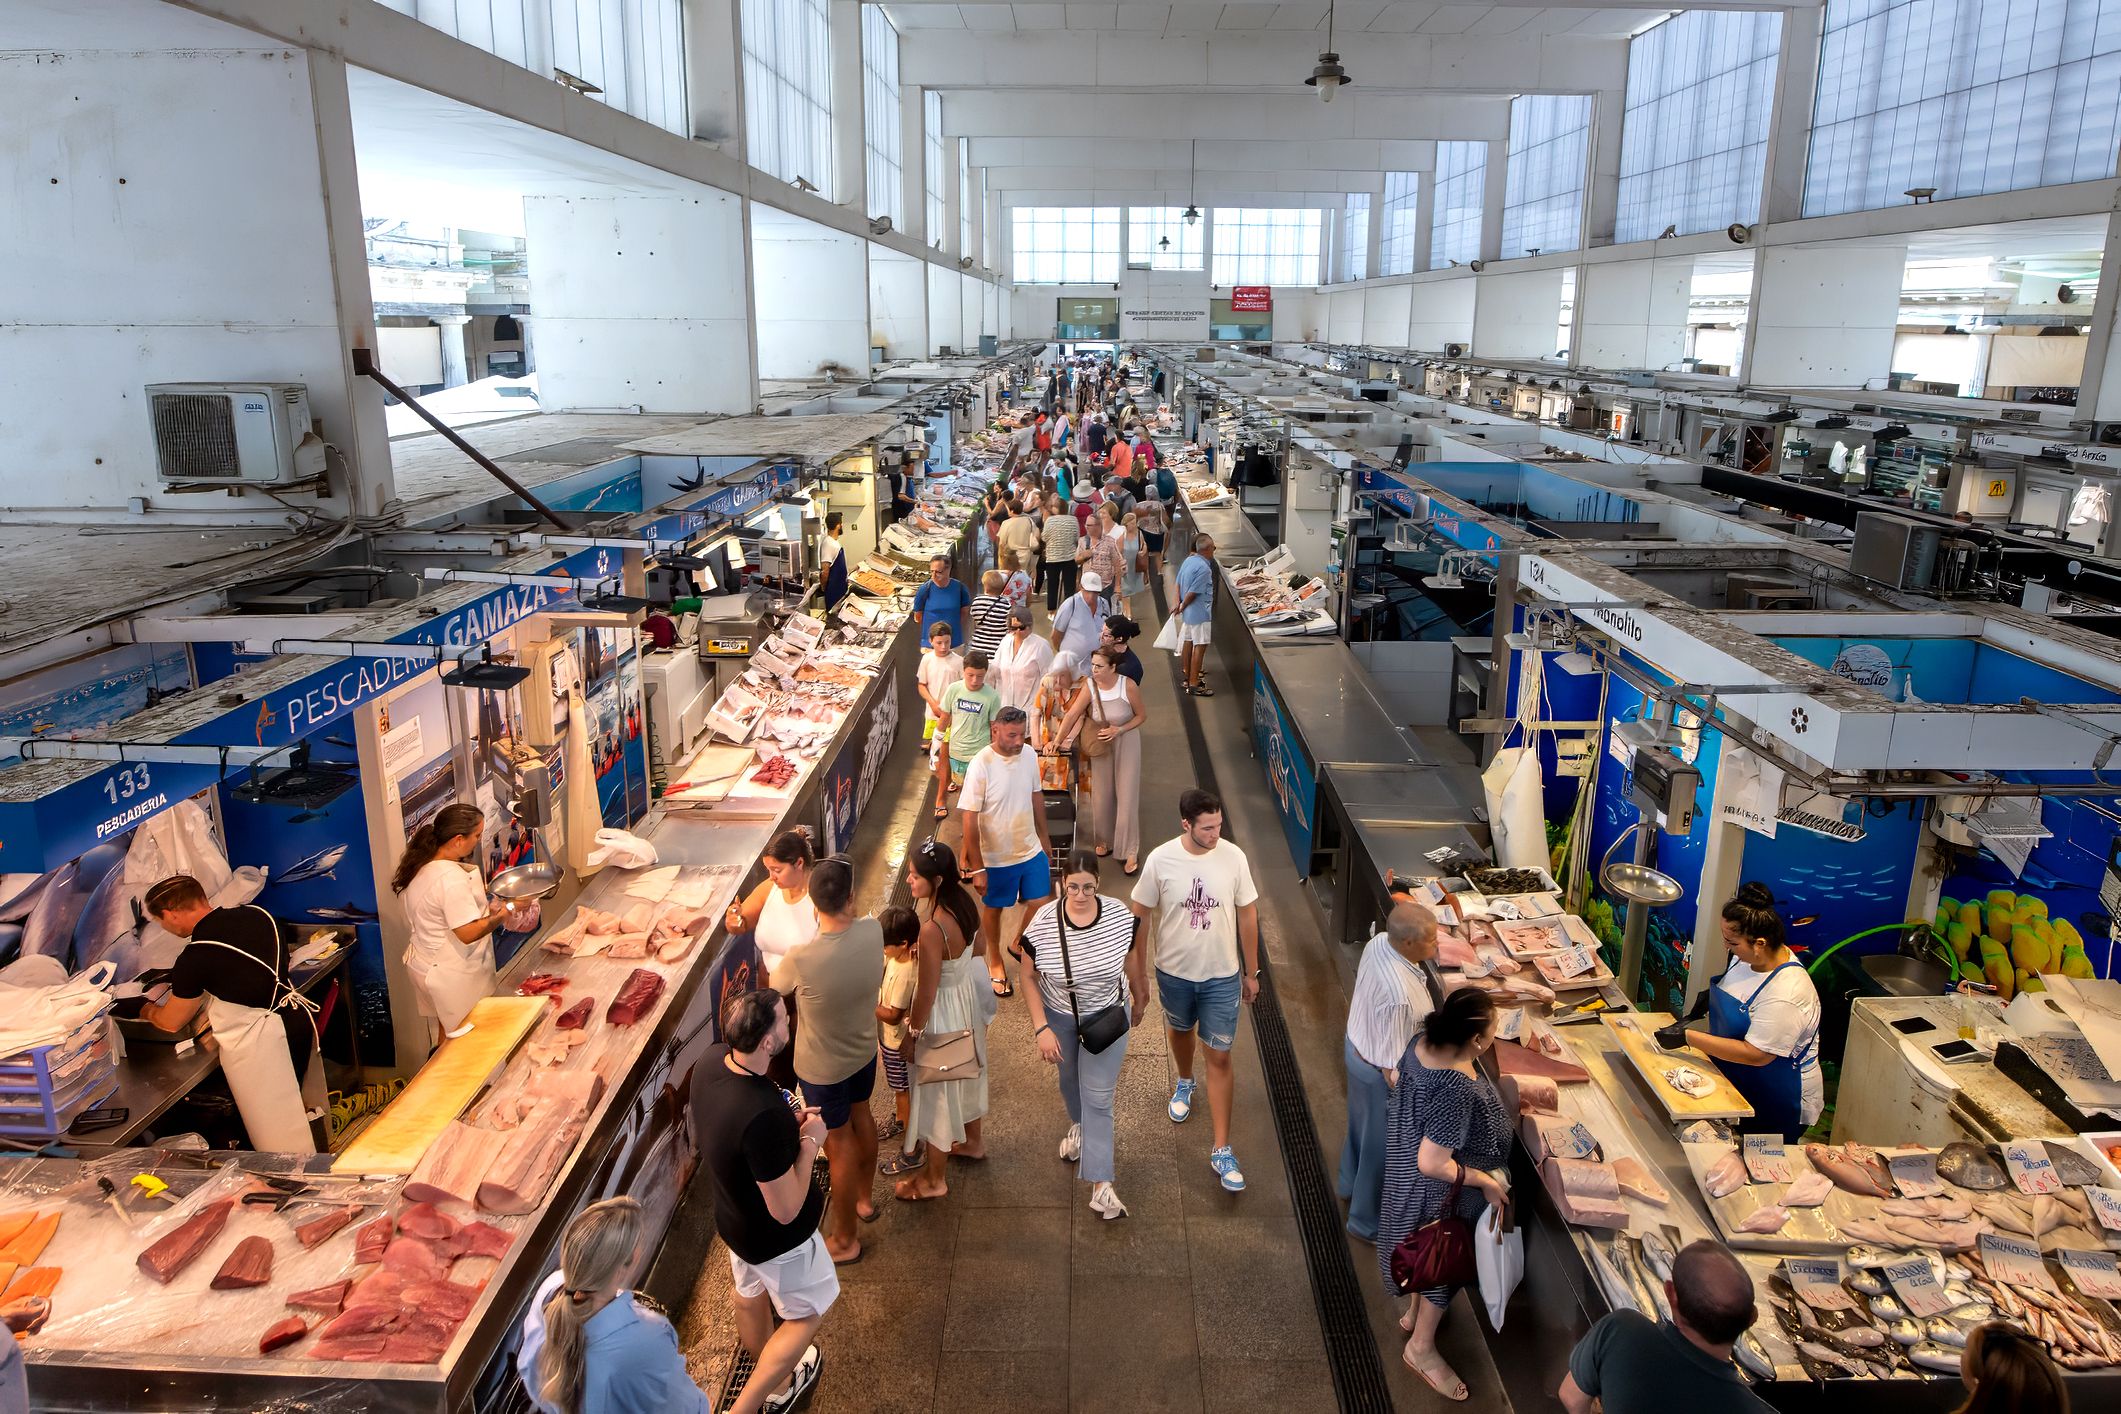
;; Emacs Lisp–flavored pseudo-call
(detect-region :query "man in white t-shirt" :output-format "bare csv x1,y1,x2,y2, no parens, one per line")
959,706,1052,997
1129,788,1260,1193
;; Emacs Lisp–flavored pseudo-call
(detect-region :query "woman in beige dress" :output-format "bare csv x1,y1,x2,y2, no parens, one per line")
1057,646,1146,875
892,840,996,1203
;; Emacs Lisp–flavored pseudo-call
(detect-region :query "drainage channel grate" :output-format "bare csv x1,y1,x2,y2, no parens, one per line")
1160,582,1396,1414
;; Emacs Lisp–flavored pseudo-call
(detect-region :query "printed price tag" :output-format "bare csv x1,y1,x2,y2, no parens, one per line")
1978,1233,2058,1293
1882,1257,1954,1317
2058,1248,2121,1300
1558,1121,1603,1161
2004,1143,2062,1194
1743,1135,1794,1184
1488,898,1522,922
1784,1257,1858,1311
1886,1149,1946,1199
2087,1186,2121,1233
1495,1007,1527,1043
1552,943,1597,979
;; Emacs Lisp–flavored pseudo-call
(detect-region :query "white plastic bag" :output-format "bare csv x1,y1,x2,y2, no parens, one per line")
1474,1202,1524,1330
1480,746,1548,872
1152,614,1182,655
585,828,659,870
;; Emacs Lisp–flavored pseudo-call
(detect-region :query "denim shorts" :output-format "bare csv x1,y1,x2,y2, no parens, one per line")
801,1055,876,1129
1156,969,1241,1051
982,852,1053,908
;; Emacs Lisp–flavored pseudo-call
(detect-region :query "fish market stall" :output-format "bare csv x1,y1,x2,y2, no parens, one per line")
5,433,1006,1411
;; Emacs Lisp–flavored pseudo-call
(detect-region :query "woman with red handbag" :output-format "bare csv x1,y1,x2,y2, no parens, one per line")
1377,987,1510,1402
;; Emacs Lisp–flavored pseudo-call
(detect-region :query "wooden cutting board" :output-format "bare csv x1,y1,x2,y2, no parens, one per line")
1601,1012,1755,1121
331,996,545,1175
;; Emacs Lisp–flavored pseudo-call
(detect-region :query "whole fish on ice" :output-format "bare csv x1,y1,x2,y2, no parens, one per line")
308,902,379,922
278,845,348,884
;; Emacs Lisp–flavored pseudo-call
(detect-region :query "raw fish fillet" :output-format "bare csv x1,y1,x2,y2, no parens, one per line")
210,1235,275,1289
580,907,621,935
1493,1039,1588,1085
1782,1172,1835,1208
294,1205,360,1249
0,1212,59,1266
2,1267,60,1303
443,1220,512,1261
1881,1194,1972,1221
1703,1151,1749,1199
553,998,595,1031
1549,1157,1621,1201
384,1331,451,1363
1737,1205,1791,1234
1613,1156,1669,1206
404,1122,508,1206
604,932,651,959
397,1202,460,1242
382,1235,449,1279
310,1332,390,1361
1540,1158,1627,1228
618,902,654,932
403,1280,483,1322
479,1102,592,1215
525,1030,590,1066
287,1280,352,1314
259,1316,308,1353
347,1268,409,1310
1500,1073,1560,1116
1803,1144,1893,1198
137,1199,234,1284
606,968,666,1026
352,1214,394,1264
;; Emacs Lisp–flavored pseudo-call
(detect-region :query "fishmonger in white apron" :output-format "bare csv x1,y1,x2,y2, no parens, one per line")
187,910,321,1154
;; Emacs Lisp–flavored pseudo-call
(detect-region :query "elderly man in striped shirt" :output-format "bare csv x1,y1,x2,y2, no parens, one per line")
1339,900,1439,1241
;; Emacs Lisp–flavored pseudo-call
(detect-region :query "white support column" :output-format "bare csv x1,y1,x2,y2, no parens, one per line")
683,0,744,154
927,261,963,354
1739,240,1907,388
868,248,928,361
1413,166,1438,274
829,0,865,214
523,191,755,413
902,84,926,246
986,184,1004,272
1573,256,1691,370
1761,5,1824,226
1473,268,1566,359
1365,186,1385,280
1479,139,1509,264
1584,87,1625,249
968,166,986,272
0,41,392,517
435,314,473,387
754,217,870,378
940,127,962,258
2077,211,2121,424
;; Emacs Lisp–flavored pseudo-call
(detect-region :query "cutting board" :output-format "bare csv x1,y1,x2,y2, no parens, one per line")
332,996,545,1175
1602,1013,1755,1121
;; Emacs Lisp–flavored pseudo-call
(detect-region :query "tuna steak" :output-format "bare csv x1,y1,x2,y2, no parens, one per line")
294,1206,360,1250
210,1235,275,1289
287,1279,352,1314
606,969,665,1026
137,1199,235,1284
259,1316,308,1354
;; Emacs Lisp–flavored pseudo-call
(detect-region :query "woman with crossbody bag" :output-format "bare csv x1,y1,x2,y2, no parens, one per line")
1057,647,1146,875
1020,851,1148,1220
890,841,992,1203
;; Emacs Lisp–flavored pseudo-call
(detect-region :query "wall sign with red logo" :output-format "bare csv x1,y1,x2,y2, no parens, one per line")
1229,286,1273,312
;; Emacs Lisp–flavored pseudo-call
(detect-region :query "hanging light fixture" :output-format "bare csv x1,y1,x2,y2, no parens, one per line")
1305,0,1352,103
1159,235,1171,251
1182,139,1201,225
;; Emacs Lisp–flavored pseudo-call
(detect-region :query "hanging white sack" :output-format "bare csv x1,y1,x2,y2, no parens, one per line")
1717,745,1784,839
1481,746,1549,872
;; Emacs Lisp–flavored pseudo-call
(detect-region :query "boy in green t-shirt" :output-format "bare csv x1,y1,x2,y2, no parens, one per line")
931,650,1001,821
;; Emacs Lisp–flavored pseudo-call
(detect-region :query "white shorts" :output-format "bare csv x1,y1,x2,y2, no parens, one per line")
1176,619,1212,646
728,1232,840,1320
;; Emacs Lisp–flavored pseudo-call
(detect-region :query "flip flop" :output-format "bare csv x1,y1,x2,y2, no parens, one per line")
857,1204,881,1225
991,975,1014,998
893,1181,948,1203
830,1245,864,1266
934,806,950,820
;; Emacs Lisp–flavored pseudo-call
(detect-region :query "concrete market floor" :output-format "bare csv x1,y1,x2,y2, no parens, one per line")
670,577,1509,1414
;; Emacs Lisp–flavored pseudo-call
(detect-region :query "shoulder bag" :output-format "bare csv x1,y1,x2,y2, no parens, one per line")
913,1027,980,1085
1389,1167,1478,1294
1058,904,1129,1055
1075,680,1112,759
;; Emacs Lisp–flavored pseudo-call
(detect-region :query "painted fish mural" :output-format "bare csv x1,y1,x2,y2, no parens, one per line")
277,844,349,884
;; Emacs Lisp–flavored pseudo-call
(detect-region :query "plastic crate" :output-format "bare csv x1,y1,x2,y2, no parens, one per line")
0,1003,121,1140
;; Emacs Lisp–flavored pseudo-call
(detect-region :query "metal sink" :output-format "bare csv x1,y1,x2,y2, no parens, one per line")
1860,953,1952,998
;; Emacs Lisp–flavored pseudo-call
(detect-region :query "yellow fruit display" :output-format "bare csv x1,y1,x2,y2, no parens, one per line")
1958,901,1984,936
2061,943,2096,980
1985,904,2014,943
2055,918,2085,952
2019,896,2049,920
2017,970,2047,993
1980,936,2015,1000
1945,921,1974,961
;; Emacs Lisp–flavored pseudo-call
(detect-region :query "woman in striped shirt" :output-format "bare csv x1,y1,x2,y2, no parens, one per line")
1019,851,1148,1222
966,570,1013,661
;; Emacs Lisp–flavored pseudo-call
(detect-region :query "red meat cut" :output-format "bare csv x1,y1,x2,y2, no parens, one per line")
347,1268,410,1310
310,1332,390,1362
316,1304,400,1340
383,1331,451,1363
137,1198,235,1284
352,1213,393,1263
258,1316,308,1354
606,968,664,1026
402,1280,482,1322
444,1220,512,1261
381,1235,449,1279
210,1235,275,1289
294,1205,360,1250
287,1279,352,1314
396,1202,460,1242
553,997,595,1030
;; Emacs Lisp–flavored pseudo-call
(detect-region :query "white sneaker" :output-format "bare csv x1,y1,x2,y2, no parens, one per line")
1089,1181,1128,1221
1058,1122,1082,1162
760,1344,822,1413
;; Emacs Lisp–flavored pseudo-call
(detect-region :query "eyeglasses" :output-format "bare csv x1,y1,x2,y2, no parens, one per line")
1064,881,1099,894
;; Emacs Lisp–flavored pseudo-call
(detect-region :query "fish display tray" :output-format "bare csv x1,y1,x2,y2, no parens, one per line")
1602,1013,1755,1121
0,1003,120,1139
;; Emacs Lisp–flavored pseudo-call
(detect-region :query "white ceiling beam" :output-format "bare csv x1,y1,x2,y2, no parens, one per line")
982,167,1394,194
937,91,1512,142
967,137,1436,171
875,0,1799,10
900,31,1627,93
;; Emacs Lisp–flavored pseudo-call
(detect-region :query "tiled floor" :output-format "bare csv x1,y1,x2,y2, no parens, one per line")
672,577,1509,1413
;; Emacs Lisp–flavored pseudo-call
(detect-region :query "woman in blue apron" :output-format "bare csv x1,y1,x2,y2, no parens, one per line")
1655,882,1822,1142
818,512,848,610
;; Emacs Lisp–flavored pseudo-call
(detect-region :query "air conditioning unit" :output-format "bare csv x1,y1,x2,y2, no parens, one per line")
147,382,326,486
1849,511,1940,591
1725,574,1813,611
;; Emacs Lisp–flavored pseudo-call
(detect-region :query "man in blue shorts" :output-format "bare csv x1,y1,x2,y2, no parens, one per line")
1130,788,1260,1192
958,706,1052,998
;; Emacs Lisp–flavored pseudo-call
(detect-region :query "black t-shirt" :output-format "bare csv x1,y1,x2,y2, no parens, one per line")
168,906,290,1011
692,1045,824,1263
1115,647,1143,684
1568,1313,1773,1414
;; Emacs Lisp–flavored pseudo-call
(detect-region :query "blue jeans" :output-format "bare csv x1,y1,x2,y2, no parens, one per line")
1339,1037,1391,1240
1047,1004,1130,1184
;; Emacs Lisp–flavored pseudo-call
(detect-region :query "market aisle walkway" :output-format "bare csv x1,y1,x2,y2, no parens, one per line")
670,585,1348,1414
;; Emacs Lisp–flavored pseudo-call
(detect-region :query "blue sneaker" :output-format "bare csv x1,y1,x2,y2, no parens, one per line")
1210,1146,1246,1192
1167,1077,1197,1123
